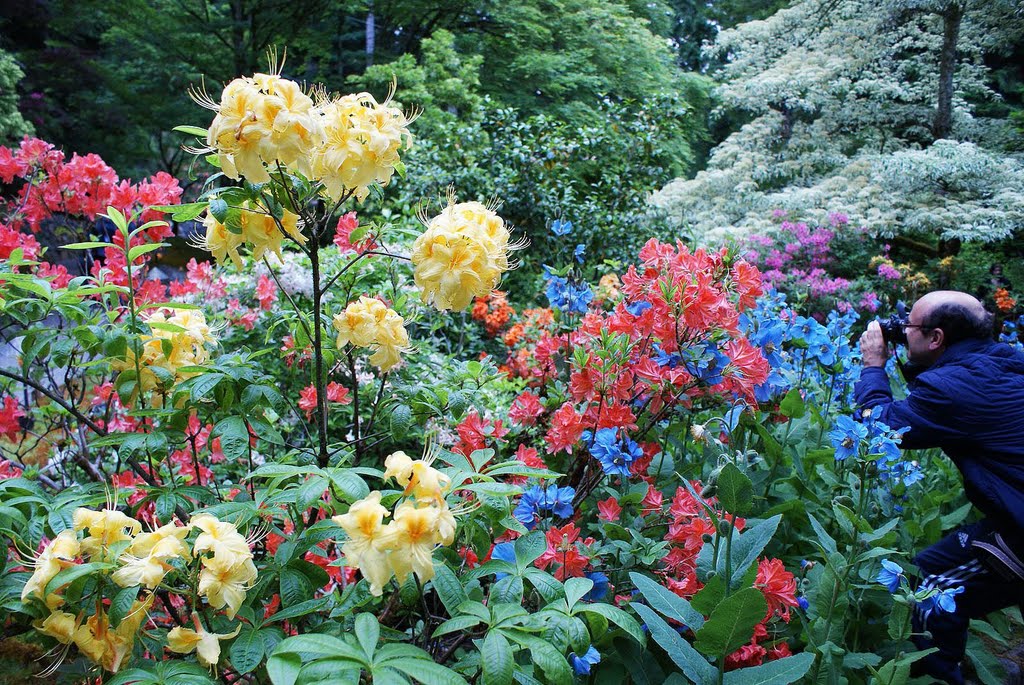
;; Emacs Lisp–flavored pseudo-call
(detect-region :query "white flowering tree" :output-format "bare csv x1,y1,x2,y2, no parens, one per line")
649,0,1024,253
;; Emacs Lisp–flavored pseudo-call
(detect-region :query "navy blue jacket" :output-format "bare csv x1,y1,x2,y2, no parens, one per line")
854,338,1024,534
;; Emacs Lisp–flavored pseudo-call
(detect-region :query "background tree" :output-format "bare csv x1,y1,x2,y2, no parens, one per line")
649,0,1024,255
0,49,32,145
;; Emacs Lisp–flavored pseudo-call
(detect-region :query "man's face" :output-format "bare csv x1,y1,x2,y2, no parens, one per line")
905,300,939,366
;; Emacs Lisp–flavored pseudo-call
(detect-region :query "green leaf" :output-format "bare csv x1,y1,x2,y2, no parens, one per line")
355,613,379,660
481,631,515,685
564,577,594,609
692,588,767,658
514,531,546,572
690,576,725,616
631,603,717,685
721,652,815,685
279,567,314,607
263,597,330,625
173,125,209,137
63,241,116,250
779,388,806,418
716,463,753,516
433,615,483,638
490,574,524,604
213,416,250,462
629,572,705,631
725,515,782,588
127,242,166,263
807,513,838,556
431,563,468,614
267,651,302,685
108,586,140,628
966,634,1007,685
230,627,266,675
44,561,111,597
576,603,645,646
378,657,468,685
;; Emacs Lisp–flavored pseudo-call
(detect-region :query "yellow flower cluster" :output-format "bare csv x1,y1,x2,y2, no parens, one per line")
332,296,410,371
191,514,258,619
112,308,216,392
168,617,241,669
332,450,456,596
202,201,305,269
411,200,522,311
23,508,256,673
199,72,411,201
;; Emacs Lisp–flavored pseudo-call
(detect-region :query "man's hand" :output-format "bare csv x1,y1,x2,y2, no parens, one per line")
859,321,889,368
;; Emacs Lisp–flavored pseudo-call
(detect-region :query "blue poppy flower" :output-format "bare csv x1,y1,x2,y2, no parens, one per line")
569,646,601,675
626,300,652,316
513,486,546,529
829,415,868,460
491,542,516,579
544,484,576,518
551,219,573,236
583,572,609,601
876,559,904,593
589,428,637,477
574,243,586,264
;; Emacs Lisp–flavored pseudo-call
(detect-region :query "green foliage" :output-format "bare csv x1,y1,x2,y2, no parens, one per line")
0,49,32,145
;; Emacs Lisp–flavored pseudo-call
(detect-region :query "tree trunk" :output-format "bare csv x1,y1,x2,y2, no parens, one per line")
933,0,963,140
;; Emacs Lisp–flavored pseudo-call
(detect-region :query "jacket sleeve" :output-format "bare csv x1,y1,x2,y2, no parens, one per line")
853,367,966,450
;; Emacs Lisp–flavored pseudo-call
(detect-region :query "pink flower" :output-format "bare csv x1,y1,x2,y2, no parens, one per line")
334,212,377,254
256,273,278,310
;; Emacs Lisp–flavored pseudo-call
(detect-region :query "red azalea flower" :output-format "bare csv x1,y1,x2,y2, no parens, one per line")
755,558,799,622
597,497,621,522
545,403,584,454
509,391,545,426
0,396,24,441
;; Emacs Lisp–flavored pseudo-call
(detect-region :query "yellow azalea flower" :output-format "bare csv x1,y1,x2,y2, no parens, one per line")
435,500,457,547
311,91,413,202
334,296,389,348
36,610,78,644
381,500,441,585
198,555,257,619
332,297,410,371
72,608,138,673
383,449,450,502
205,77,270,183
167,620,241,668
74,508,141,556
411,200,523,312
406,461,452,503
201,202,304,269
251,73,323,179
382,451,414,487
332,492,394,596
21,529,80,602
191,514,251,560
128,522,192,560
202,212,245,270
112,551,178,590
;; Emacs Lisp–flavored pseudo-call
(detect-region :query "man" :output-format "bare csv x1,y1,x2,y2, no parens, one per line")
856,290,1024,685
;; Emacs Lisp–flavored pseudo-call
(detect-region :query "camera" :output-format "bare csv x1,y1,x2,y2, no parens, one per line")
878,313,909,347
877,301,910,347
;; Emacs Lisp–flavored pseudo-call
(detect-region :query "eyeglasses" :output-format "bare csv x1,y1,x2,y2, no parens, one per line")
902,323,933,333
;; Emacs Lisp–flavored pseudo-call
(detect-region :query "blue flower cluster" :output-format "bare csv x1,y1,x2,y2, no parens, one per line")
569,646,601,675
740,291,861,404
829,407,920,486
582,427,643,477
544,265,593,315
513,484,576,529
877,558,963,614
999,314,1024,350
